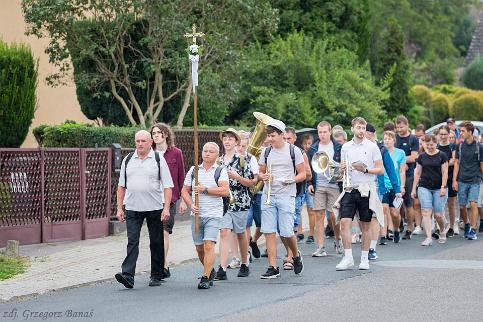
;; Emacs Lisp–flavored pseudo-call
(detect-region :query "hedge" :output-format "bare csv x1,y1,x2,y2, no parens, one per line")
452,94,483,121
431,93,450,123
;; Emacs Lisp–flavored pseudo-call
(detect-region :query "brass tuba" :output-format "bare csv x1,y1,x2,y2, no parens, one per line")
311,151,341,181
248,112,274,194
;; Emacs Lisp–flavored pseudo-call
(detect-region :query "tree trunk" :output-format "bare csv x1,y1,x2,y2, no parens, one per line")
176,79,192,129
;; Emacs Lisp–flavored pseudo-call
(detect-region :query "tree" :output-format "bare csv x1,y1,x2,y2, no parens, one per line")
0,41,37,147
463,57,483,90
22,0,277,128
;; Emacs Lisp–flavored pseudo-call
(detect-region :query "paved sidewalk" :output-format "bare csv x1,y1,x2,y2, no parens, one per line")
0,219,199,302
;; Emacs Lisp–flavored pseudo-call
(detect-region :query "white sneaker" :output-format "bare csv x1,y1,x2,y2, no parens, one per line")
453,222,460,235
312,247,328,257
336,256,354,271
227,257,241,269
351,233,360,244
412,226,422,235
359,260,370,270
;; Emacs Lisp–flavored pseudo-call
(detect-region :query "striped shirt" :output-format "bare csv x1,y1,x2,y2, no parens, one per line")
184,164,229,218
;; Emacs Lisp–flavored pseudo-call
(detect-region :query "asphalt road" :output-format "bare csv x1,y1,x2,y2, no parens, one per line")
1,234,483,322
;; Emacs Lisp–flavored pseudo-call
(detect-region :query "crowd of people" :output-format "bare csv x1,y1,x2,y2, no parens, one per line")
113,116,483,290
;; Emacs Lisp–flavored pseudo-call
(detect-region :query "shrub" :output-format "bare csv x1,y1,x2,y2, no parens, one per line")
0,41,37,147
452,94,483,121
407,105,429,128
431,94,451,123
432,84,467,98
410,85,432,107
453,87,473,100
463,56,483,90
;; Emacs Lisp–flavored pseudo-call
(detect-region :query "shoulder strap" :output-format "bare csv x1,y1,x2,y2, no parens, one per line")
154,151,161,181
214,165,224,186
459,143,462,161
264,146,272,165
289,144,296,173
124,152,135,188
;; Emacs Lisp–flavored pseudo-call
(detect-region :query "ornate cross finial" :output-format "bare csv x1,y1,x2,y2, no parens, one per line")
184,24,205,44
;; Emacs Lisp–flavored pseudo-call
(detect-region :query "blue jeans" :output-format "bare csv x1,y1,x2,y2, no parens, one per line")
261,194,295,238
246,192,262,228
294,193,304,228
417,187,447,213
457,181,480,205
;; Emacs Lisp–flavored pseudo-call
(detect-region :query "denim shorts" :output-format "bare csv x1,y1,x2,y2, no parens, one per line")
261,194,295,238
417,187,447,213
220,210,248,234
191,216,220,245
247,193,262,228
294,193,304,228
457,181,480,206
304,190,314,209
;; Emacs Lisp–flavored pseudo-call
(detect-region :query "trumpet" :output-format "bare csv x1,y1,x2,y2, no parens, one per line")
265,163,272,205
342,153,351,191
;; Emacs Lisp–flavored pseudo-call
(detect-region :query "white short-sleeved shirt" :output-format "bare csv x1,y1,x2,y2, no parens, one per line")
184,164,229,218
248,153,259,175
341,138,382,185
119,149,174,211
259,143,304,197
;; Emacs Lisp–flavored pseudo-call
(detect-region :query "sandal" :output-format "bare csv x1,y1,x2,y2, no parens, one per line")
283,260,294,270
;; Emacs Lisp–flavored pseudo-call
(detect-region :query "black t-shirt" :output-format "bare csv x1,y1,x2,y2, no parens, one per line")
416,151,448,190
437,143,455,180
396,134,419,177
455,141,483,184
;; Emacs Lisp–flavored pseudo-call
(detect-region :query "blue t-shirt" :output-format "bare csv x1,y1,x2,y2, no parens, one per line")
384,148,406,190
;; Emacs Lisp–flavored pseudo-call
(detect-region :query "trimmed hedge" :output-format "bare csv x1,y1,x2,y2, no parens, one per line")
431,93,450,123
452,94,483,121
409,85,432,107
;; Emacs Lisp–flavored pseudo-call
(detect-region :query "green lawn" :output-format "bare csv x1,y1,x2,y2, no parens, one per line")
0,254,28,280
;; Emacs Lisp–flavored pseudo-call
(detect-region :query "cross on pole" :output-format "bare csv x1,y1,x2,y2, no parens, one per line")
184,24,205,45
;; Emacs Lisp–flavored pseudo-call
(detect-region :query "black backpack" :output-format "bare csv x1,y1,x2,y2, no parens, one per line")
264,144,305,196
191,165,229,215
123,151,161,188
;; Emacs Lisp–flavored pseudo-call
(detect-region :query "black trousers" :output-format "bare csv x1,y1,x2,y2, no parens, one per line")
122,209,164,280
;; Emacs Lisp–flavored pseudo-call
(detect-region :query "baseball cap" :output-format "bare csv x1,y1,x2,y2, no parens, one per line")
366,123,376,133
267,119,286,133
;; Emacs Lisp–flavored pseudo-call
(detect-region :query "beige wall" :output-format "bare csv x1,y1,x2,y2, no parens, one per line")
0,0,89,147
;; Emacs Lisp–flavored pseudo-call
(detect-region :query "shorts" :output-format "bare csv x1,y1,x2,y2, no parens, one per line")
313,186,339,212
294,193,304,227
403,176,414,207
382,189,396,208
163,202,177,234
457,181,480,206
417,187,447,213
191,216,220,246
446,175,457,198
261,194,295,238
339,190,373,223
220,210,248,234
246,192,262,228
304,190,314,209
478,183,483,208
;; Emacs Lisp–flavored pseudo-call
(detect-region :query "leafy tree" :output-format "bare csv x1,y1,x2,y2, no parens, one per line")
463,57,483,90
452,94,483,120
0,41,37,147
22,0,277,128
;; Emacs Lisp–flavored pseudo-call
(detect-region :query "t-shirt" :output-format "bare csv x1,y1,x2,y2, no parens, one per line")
184,164,229,218
455,141,483,183
341,138,382,185
315,141,338,189
222,153,254,211
416,151,448,190
259,143,304,196
384,148,406,190
396,134,419,177
437,143,455,180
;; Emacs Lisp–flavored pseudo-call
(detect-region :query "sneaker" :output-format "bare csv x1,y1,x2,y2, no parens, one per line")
163,267,171,279
432,229,440,240
479,222,483,233
325,226,335,238
464,223,471,238
260,266,280,279
386,231,394,241
305,235,315,244
351,233,361,244
227,257,241,269
402,230,412,240
446,228,454,238
336,256,354,271
215,265,227,280
438,234,447,244
368,248,378,260
412,226,422,235
261,249,268,257
334,240,344,254
359,260,370,270
149,277,163,287
453,223,459,235
293,250,304,275
250,240,261,258
209,268,216,286
393,230,401,243
467,229,478,240
297,233,305,242
198,276,211,289
421,238,433,246
378,236,387,245
237,264,250,277
115,273,134,289
312,246,328,257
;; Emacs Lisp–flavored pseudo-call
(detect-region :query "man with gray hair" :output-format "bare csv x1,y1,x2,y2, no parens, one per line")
115,130,174,288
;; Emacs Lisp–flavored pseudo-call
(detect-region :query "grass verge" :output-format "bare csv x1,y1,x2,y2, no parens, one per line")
0,254,28,280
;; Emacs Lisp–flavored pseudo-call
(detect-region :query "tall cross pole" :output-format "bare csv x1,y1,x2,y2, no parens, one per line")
184,24,205,234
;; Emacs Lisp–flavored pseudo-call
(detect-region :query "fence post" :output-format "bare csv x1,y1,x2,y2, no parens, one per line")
79,149,86,240
40,148,45,243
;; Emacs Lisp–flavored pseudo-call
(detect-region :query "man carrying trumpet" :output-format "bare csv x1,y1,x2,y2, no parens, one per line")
259,119,306,279
333,117,384,271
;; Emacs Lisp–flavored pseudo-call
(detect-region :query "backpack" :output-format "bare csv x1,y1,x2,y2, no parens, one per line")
264,144,305,196
124,151,161,189
191,165,229,215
